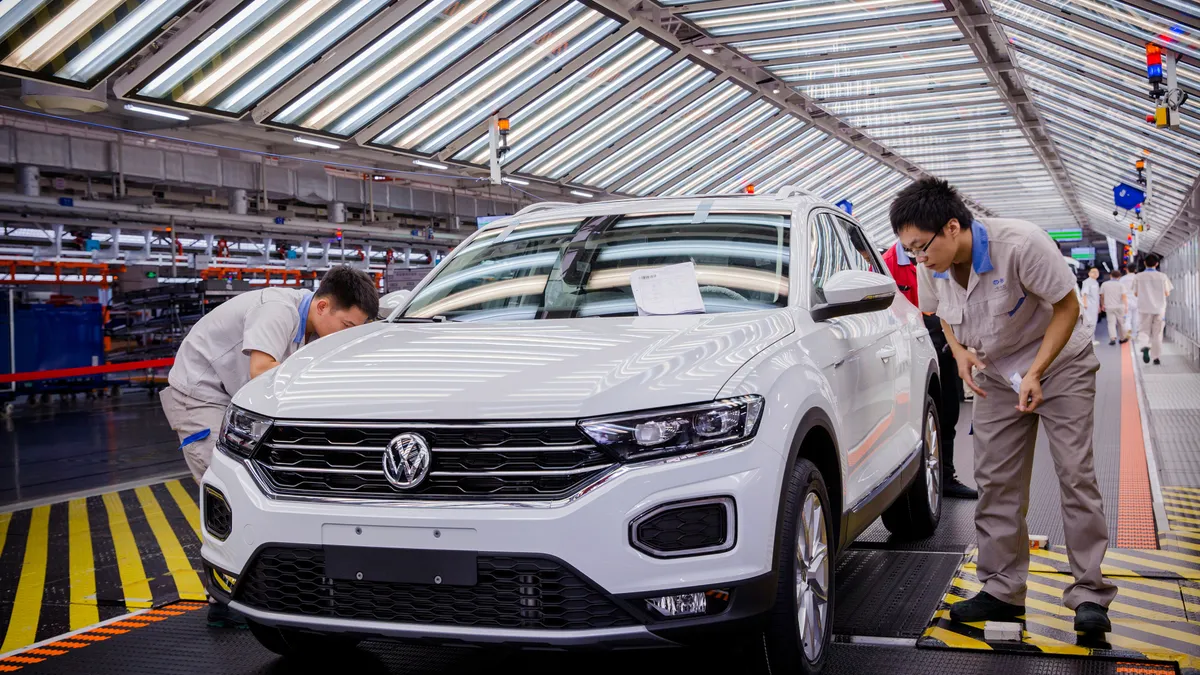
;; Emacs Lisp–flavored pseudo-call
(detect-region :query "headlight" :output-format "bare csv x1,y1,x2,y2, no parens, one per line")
580,395,763,462
219,406,273,458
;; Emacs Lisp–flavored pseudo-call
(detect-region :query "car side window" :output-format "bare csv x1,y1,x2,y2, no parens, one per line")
836,217,885,275
809,213,852,305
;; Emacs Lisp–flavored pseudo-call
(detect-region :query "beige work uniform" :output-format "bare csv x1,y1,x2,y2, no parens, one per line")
162,287,312,482
1099,280,1128,342
1134,269,1172,361
917,218,1116,610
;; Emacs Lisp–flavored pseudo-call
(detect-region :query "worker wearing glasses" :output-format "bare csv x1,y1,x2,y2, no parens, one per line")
890,178,1116,634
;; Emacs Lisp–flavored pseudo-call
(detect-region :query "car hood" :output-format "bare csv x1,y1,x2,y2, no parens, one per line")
236,312,794,421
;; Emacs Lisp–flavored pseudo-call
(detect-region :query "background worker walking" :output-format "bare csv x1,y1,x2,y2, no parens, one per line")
1135,254,1173,365
883,241,978,499
1121,265,1139,339
1100,270,1130,345
890,178,1117,634
1080,268,1100,343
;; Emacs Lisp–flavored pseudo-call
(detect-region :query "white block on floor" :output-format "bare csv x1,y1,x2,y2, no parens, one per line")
984,621,1023,642
1029,534,1048,550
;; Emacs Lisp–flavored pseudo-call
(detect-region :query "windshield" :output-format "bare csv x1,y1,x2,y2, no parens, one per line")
400,211,792,322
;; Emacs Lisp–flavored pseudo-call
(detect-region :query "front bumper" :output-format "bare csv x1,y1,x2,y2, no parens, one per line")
201,437,786,645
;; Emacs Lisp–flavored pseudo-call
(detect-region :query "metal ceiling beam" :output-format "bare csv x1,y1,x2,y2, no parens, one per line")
438,44,686,163
811,82,992,104
699,11,960,45
1156,176,1200,252
351,0,574,146
944,0,1088,229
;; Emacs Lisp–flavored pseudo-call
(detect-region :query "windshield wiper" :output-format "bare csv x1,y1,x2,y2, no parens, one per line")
391,316,450,323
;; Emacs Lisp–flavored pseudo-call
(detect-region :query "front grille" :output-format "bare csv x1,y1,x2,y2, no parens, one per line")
235,547,638,630
252,423,615,500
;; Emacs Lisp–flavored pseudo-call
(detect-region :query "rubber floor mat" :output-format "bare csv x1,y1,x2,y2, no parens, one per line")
833,550,962,638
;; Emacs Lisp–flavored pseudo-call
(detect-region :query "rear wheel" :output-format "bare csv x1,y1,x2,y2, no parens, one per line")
763,457,833,674
881,394,942,539
247,620,361,658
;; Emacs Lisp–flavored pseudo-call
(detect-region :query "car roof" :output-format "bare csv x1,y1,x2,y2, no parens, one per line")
478,187,846,231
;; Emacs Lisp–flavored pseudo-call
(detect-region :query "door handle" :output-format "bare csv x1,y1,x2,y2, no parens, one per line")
877,346,896,361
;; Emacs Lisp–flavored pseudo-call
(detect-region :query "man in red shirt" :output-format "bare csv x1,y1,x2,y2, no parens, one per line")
884,242,978,499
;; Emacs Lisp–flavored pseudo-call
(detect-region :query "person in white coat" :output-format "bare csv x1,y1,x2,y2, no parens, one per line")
1121,266,1139,338
1080,267,1101,343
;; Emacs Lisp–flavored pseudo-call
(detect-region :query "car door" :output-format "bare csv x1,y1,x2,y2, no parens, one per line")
806,211,897,509
832,215,912,482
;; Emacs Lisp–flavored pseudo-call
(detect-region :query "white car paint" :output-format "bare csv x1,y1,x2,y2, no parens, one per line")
204,191,939,648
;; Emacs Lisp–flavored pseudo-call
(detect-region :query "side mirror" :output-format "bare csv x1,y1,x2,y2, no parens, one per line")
379,289,413,319
812,270,896,321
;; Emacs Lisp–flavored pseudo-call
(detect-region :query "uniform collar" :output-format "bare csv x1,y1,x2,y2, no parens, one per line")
893,243,913,266
931,219,993,279
295,291,314,344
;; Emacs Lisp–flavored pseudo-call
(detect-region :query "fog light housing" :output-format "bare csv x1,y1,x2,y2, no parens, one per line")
203,485,232,541
647,592,706,617
203,562,239,601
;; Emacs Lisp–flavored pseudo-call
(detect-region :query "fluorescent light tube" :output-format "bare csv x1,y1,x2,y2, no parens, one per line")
124,104,190,121
413,159,448,170
294,136,340,149
570,190,593,198
503,177,530,186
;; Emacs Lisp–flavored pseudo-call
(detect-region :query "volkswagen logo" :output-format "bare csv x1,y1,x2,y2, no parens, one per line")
382,433,431,489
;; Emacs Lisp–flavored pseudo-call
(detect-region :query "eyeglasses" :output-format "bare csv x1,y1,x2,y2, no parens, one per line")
902,230,939,259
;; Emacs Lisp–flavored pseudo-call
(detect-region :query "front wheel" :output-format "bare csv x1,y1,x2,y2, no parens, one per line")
881,394,942,539
247,620,361,658
762,457,833,674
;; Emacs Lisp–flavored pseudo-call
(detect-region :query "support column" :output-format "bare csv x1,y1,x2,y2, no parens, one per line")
17,166,39,197
230,188,248,215
52,224,63,258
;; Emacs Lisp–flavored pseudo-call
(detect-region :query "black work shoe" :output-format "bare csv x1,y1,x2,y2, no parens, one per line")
208,602,248,629
949,592,1025,623
1154,359,1161,365
1074,602,1111,633
1143,347,1151,363
1109,339,1117,345
1120,338,1129,344
944,476,979,500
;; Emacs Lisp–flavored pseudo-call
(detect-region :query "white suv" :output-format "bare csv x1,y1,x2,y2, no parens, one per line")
201,188,943,673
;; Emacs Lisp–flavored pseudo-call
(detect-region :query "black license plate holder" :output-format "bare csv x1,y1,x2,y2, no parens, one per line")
324,546,477,586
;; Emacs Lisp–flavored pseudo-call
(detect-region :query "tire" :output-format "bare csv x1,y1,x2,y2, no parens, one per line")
247,620,361,658
881,394,942,539
762,457,833,674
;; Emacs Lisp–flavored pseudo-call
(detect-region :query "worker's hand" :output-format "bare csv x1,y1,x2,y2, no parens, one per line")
1017,372,1044,413
954,349,987,398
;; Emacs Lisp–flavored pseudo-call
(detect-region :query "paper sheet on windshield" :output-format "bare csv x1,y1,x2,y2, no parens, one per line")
630,262,706,317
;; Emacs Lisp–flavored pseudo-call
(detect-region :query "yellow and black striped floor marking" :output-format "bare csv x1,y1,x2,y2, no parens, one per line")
1162,488,1200,535
0,602,206,673
0,478,205,655
958,545,1200,580
921,562,1200,673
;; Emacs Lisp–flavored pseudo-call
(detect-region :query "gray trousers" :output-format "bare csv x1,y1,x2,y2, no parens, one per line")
1106,310,1126,341
1138,313,1165,361
160,386,228,483
972,346,1117,609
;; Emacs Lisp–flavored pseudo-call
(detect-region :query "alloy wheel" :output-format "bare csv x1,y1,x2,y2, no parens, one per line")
794,491,829,662
925,408,941,515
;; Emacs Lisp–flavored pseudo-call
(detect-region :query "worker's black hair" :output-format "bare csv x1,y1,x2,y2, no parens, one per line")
1144,253,1162,268
1110,269,1122,278
889,177,974,235
315,265,379,318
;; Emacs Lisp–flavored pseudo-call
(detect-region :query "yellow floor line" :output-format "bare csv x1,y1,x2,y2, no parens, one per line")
134,486,206,601
1164,487,1200,496
0,512,9,556
1162,537,1200,553
1025,611,1200,664
102,492,153,609
0,506,50,652
1106,550,1200,578
164,480,200,538
1165,511,1200,526
1134,548,1200,566
926,625,993,649
67,498,99,630
1162,499,1200,515
1032,548,1144,577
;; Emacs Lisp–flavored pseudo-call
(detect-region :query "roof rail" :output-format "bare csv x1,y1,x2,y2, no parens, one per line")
513,201,575,216
774,185,817,200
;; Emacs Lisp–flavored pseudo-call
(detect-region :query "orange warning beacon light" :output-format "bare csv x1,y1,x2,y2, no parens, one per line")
745,184,755,195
